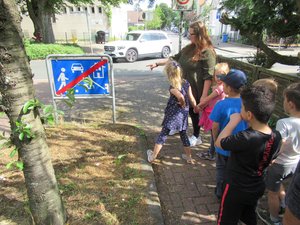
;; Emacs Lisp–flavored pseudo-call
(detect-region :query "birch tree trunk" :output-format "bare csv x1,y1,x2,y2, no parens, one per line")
0,0,65,224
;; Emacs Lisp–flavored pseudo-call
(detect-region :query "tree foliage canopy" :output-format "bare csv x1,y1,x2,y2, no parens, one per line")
221,0,300,37
220,0,300,67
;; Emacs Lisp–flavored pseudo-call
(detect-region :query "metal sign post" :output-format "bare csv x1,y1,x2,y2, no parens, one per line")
172,0,194,51
46,54,116,123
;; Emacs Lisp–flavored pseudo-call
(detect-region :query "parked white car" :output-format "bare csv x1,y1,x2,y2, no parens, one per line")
104,30,172,62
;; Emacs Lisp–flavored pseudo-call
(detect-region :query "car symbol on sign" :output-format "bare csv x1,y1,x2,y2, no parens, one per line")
71,63,84,73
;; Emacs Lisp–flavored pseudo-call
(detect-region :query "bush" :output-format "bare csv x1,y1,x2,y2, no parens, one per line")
24,40,85,60
128,25,145,32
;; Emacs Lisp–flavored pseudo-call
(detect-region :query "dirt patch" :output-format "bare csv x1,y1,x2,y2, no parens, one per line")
0,122,154,225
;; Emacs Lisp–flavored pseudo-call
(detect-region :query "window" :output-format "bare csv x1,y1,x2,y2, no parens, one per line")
125,33,141,41
77,7,81,12
91,6,95,13
140,34,152,41
158,33,167,40
98,7,102,13
69,7,74,13
84,7,88,12
63,7,67,14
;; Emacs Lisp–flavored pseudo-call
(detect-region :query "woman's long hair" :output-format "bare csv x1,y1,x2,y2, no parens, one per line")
164,60,183,90
187,21,215,61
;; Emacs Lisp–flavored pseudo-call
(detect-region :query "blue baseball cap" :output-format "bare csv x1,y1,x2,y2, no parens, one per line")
220,69,247,89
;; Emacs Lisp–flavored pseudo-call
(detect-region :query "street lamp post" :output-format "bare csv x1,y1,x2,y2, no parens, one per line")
85,9,93,53
178,11,184,51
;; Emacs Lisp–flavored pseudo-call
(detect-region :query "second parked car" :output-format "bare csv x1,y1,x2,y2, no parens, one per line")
104,30,172,62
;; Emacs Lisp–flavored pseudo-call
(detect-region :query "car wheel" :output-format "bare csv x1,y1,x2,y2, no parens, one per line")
161,46,170,58
125,49,138,62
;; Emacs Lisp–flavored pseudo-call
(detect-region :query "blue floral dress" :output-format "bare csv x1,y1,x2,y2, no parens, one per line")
161,80,190,131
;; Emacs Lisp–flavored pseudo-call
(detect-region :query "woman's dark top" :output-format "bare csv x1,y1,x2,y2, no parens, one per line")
171,45,216,103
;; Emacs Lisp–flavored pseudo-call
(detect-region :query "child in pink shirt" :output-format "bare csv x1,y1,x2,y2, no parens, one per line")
196,63,229,160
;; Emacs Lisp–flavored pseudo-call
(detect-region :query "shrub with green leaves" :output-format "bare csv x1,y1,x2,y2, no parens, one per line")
24,39,85,60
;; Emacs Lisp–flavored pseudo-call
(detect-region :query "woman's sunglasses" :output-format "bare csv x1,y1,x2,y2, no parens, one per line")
216,74,226,79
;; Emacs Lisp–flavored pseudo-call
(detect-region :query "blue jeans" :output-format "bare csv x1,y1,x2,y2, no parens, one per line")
216,153,228,197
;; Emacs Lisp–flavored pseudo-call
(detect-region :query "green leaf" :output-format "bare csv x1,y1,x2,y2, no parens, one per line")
19,132,25,141
23,99,35,113
117,154,127,160
16,161,24,170
15,120,21,127
47,117,55,125
43,105,53,114
63,99,74,108
57,110,64,115
6,161,14,169
25,123,32,129
9,148,17,158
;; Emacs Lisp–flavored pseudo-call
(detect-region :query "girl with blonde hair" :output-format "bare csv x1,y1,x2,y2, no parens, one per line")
148,20,216,146
147,61,197,164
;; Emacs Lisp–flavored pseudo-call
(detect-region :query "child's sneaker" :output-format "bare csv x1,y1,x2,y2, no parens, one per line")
189,135,202,146
147,150,154,163
256,209,283,225
196,151,210,159
196,151,215,161
207,154,215,161
181,154,195,164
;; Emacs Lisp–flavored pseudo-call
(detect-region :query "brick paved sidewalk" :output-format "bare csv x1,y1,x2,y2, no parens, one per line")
146,131,219,225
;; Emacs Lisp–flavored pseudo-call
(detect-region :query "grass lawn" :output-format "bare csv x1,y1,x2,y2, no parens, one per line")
0,121,154,225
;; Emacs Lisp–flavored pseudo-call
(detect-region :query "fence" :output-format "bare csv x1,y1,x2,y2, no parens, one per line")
217,55,300,119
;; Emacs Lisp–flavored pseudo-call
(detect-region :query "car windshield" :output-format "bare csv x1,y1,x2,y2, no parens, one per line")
125,33,141,41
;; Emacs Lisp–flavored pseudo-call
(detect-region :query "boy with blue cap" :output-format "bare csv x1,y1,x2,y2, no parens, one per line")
209,69,248,199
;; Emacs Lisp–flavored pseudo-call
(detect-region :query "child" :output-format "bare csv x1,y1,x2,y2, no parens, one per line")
283,159,300,225
147,60,197,164
215,86,282,225
265,82,300,225
209,69,248,199
252,78,278,94
196,62,230,161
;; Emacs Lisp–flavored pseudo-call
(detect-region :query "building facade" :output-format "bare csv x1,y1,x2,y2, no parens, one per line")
21,1,128,43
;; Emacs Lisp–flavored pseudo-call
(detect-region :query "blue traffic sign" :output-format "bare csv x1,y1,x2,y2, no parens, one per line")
51,59,109,96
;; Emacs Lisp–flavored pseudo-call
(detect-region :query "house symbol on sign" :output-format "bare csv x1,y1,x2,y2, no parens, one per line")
93,63,105,79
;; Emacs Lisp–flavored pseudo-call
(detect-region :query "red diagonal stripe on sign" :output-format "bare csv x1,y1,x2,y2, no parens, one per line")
56,60,108,95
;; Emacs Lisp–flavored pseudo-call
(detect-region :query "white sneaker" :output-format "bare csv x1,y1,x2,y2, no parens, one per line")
147,149,154,163
169,130,179,135
189,135,202,146
196,136,202,145
181,154,195,164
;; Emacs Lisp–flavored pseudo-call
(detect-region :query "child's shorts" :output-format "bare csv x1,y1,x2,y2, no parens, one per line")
265,162,297,192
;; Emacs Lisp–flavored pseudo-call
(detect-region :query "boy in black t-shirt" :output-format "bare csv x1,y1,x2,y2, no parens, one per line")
215,86,282,225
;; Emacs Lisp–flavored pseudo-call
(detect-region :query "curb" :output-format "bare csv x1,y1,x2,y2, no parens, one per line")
137,128,164,225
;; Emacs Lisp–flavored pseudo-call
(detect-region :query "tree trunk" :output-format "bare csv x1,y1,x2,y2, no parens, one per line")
26,0,55,43
0,1,65,224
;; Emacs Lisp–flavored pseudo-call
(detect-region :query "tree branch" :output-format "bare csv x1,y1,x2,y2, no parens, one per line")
257,38,300,66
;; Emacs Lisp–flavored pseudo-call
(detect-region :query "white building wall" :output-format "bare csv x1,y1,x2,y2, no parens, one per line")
20,2,110,42
110,5,128,40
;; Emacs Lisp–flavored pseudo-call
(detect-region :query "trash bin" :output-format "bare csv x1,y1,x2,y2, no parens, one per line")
222,33,228,43
95,30,106,44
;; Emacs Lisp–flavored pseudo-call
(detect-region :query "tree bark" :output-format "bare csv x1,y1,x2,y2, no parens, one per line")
26,0,55,43
0,1,65,224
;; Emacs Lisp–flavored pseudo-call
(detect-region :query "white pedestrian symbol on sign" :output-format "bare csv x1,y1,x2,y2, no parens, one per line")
57,68,68,90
